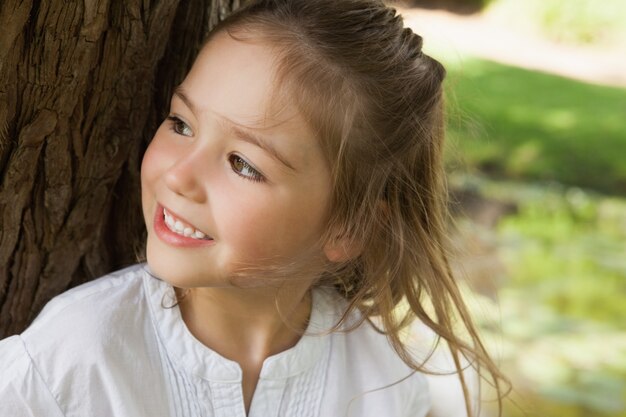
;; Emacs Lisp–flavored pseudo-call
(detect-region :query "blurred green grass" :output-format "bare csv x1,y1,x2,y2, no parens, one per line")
486,0,626,46
443,58,626,195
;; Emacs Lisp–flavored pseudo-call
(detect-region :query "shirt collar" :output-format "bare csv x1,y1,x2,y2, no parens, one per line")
142,264,337,382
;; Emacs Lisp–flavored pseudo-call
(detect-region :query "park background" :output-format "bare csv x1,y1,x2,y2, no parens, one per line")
398,0,626,415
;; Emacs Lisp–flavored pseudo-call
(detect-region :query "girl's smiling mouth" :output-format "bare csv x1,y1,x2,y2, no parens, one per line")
163,207,210,239
153,203,215,247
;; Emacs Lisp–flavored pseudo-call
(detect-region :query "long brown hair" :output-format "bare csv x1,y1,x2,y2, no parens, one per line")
188,0,510,414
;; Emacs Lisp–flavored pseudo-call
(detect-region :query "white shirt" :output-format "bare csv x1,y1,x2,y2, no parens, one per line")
0,264,435,417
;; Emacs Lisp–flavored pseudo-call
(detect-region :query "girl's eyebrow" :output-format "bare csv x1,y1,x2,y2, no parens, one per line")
228,124,296,172
173,86,296,172
173,86,199,115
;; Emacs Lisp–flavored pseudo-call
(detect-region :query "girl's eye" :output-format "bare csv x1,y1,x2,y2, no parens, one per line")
228,154,265,183
167,116,193,137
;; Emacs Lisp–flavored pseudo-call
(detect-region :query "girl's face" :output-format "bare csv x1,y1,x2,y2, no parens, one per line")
141,31,332,289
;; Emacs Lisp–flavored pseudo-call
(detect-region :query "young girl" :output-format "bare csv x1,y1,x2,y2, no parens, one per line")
0,0,508,416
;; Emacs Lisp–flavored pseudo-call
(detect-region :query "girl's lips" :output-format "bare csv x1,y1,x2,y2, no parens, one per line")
153,203,216,248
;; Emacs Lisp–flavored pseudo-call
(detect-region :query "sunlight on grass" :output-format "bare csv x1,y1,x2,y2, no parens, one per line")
486,0,626,47
439,57,626,194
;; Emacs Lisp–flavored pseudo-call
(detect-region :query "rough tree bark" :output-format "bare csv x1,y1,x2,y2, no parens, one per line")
0,0,245,338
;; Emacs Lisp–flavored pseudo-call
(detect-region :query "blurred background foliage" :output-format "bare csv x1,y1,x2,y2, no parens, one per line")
446,60,626,193
487,0,626,46
400,0,626,415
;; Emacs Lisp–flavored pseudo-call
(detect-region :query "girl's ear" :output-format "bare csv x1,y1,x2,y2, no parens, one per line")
323,200,389,263
323,236,362,263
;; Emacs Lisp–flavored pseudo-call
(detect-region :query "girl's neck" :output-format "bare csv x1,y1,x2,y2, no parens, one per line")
175,284,312,364
176,284,312,413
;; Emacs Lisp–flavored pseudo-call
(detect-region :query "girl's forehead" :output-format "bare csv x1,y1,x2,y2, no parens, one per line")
188,31,296,127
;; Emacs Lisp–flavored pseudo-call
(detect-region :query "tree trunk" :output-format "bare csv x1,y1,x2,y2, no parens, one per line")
0,0,244,338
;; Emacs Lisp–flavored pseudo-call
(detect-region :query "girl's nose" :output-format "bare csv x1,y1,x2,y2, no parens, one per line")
163,148,209,203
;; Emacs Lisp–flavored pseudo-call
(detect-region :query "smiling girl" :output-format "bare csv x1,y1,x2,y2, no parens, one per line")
0,0,508,416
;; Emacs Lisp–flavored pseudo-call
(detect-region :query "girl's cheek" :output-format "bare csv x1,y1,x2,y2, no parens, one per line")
140,142,160,220
141,135,171,183
141,142,157,170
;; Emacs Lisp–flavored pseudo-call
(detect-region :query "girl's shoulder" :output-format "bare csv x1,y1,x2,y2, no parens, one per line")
22,262,150,345
21,263,148,342
0,263,171,416
319,291,417,368
316,290,431,415
319,289,415,368
0,334,66,416
321,295,476,416
31,263,146,317
318,289,420,374
1,264,150,369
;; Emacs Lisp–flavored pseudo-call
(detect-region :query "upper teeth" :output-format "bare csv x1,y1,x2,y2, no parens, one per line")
163,209,210,240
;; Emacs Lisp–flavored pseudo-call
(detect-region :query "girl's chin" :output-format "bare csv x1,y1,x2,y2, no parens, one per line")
145,255,230,290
